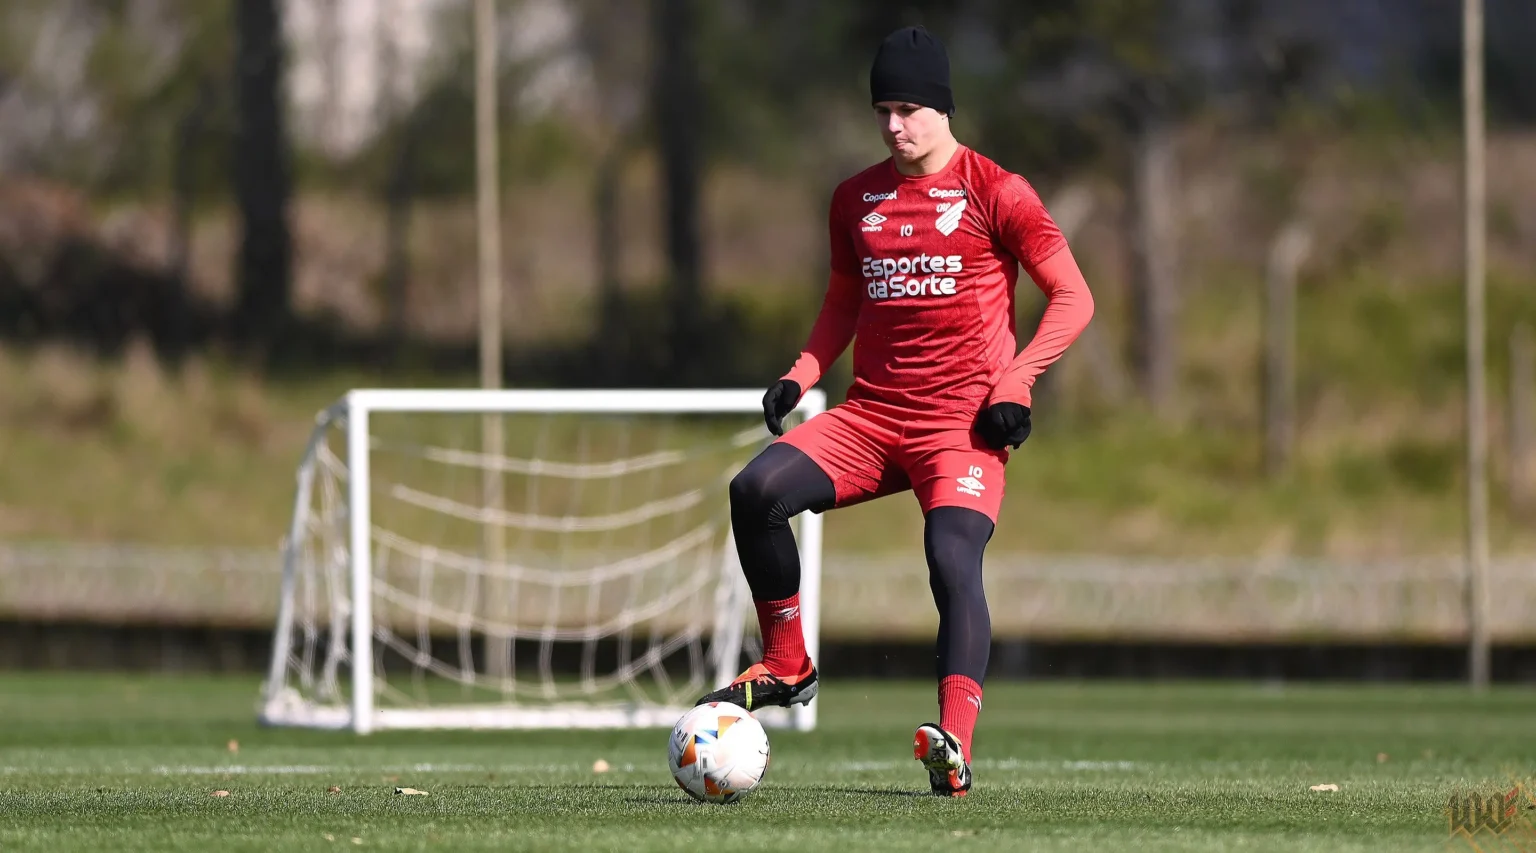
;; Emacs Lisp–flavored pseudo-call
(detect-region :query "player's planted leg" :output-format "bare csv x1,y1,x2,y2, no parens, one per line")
916,505,993,795
696,443,834,710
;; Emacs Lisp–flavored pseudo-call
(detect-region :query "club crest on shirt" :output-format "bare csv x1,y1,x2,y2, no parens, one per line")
935,198,967,236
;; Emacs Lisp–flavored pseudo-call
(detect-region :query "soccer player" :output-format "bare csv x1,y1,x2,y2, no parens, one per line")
697,25,1095,797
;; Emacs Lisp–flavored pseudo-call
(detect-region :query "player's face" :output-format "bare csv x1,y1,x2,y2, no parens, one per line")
874,101,947,163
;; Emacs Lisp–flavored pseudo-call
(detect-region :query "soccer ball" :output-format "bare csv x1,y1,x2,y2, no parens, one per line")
667,702,770,803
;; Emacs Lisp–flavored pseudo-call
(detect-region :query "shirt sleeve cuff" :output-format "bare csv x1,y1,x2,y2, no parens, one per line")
987,383,1032,408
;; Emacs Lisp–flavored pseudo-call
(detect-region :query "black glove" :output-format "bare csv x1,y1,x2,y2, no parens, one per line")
976,402,1032,449
761,380,802,436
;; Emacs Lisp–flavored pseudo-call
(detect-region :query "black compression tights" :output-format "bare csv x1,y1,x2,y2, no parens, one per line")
728,444,836,602
728,444,996,684
923,506,994,685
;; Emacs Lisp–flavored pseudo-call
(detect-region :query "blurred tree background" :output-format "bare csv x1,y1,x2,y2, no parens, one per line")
1,0,1536,558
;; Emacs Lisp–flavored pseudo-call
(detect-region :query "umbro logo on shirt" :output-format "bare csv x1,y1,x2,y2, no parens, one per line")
861,212,886,232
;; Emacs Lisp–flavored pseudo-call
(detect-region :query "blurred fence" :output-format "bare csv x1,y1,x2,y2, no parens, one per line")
3,541,1534,644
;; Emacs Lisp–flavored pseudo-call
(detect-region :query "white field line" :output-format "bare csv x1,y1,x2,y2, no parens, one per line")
829,759,1145,772
0,758,1147,776
0,762,585,776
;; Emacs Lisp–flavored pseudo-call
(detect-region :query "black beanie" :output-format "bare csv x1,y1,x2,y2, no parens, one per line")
869,26,954,116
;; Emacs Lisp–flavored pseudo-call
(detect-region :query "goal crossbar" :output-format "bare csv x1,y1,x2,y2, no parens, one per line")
345,388,792,414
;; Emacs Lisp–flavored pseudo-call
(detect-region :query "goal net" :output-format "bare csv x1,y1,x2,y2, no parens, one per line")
259,389,825,733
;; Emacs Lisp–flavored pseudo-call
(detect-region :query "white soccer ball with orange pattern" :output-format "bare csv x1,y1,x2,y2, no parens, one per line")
667,701,770,803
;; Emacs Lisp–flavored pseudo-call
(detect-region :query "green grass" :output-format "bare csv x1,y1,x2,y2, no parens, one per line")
2,674,1534,851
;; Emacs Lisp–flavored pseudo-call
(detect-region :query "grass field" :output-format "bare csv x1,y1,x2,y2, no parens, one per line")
3,675,1534,851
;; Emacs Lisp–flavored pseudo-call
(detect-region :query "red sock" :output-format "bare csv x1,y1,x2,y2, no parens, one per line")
939,675,983,763
753,594,810,677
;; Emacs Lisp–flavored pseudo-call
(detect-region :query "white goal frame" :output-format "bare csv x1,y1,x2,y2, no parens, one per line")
260,388,826,734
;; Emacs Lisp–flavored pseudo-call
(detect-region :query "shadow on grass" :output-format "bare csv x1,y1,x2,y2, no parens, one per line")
624,795,703,806
819,787,931,798
620,785,933,805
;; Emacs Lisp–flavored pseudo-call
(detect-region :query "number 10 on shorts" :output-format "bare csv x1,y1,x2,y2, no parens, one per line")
956,466,985,497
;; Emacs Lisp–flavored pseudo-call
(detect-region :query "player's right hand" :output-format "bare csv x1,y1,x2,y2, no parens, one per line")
762,379,802,436
976,402,1032,449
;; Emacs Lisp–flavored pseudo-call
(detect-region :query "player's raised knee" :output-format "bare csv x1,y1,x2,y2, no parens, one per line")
728,464,773,516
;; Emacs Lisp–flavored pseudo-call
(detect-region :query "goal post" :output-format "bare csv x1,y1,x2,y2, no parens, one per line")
260,388,825,734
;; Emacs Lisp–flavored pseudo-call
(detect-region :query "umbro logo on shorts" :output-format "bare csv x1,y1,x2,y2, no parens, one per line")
956,466,986,498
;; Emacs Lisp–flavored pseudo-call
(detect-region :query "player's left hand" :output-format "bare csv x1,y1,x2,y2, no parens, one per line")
762,379,803,437
976,402,1031,450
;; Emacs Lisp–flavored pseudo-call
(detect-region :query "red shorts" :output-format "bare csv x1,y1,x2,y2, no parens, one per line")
777,401,1008,522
